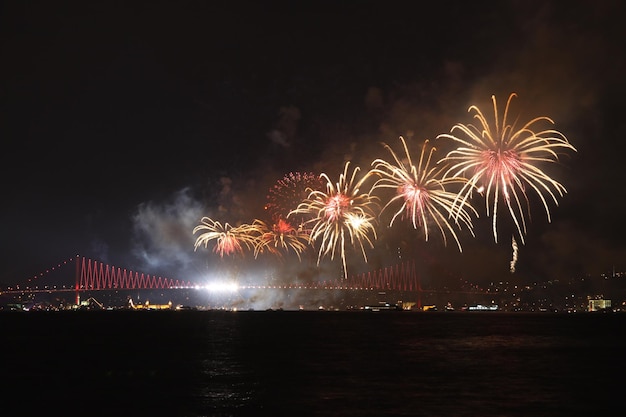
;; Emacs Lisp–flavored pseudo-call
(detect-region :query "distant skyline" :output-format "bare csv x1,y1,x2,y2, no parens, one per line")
2,0,626,288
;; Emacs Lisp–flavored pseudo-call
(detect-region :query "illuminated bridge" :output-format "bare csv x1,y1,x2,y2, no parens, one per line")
3,255,487,309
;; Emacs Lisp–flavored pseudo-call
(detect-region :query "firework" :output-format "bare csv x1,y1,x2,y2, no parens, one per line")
437,93,577,244
510,236,519,273
289,161,378,279
369,136,477,252
193,217,259,258
252,218,310,260
265,172,324,228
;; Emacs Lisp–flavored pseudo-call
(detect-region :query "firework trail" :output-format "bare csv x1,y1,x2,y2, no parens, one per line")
369,136,478,252
437,93,577,244
194,173,322,261
289,161,378,279
252,218,309,260
510,236,518,273
193,218,259,258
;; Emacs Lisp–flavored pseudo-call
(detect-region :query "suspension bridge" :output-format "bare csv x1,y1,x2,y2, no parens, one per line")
2,255,488,310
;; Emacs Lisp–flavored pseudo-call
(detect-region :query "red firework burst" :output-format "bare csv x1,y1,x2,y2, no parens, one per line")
265,171,324,227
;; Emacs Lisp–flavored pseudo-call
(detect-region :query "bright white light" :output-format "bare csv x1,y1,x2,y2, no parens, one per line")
204,281,239,293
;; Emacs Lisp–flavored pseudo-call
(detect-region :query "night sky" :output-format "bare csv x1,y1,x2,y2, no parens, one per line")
2,0,626,288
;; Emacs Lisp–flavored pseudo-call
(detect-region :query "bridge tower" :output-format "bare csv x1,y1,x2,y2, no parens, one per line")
75,255,80,305
417,271,422,310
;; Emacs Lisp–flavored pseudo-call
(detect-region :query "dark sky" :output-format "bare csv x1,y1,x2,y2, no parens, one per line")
2,0,626,288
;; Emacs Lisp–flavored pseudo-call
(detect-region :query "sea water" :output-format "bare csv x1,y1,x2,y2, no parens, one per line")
2,310,624,416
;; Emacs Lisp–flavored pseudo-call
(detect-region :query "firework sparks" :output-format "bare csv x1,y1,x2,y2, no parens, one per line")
437,93,577,244
193,218,258,258
253,218,309,260
510,236,519,273
289,161,378,279
265,171,324,229
369,136,477,252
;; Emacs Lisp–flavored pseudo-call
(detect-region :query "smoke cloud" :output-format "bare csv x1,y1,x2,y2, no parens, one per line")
130,187,205,280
